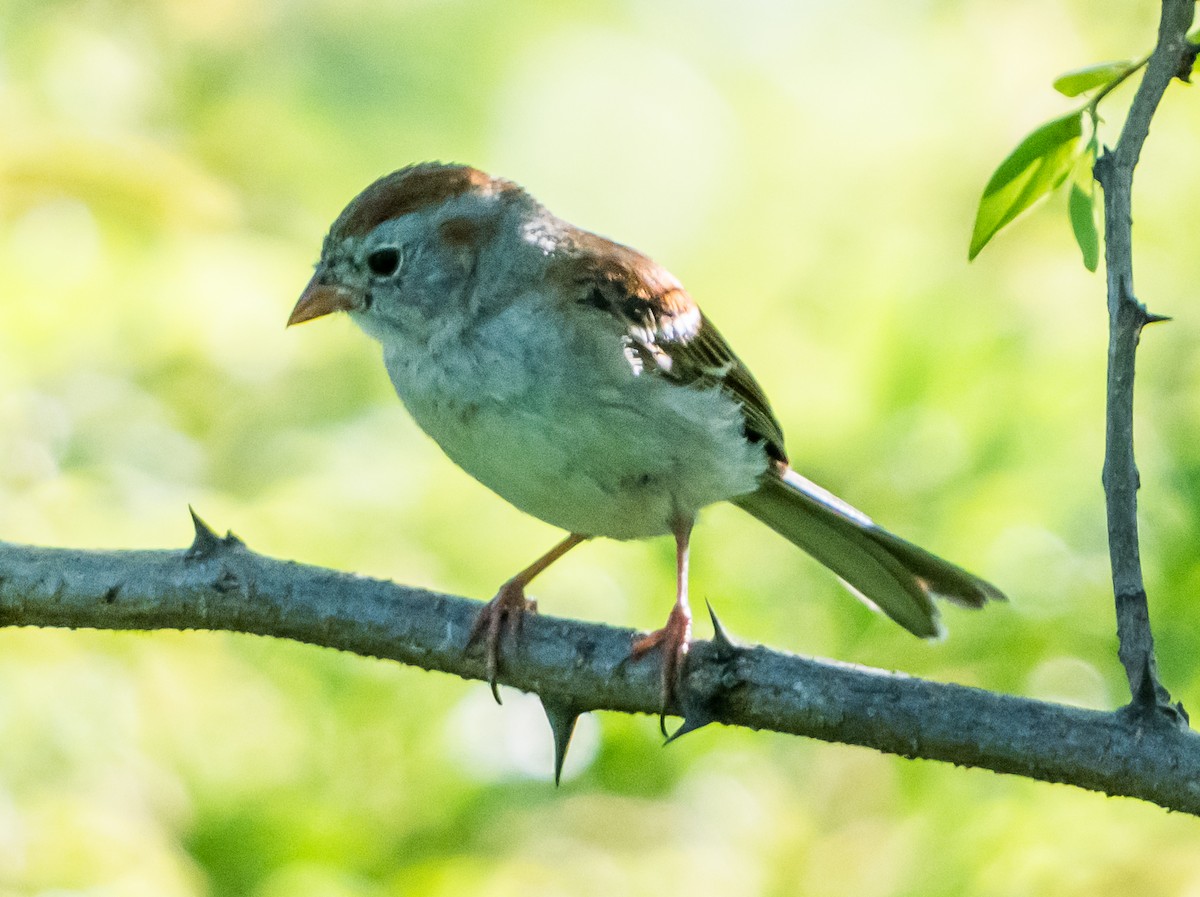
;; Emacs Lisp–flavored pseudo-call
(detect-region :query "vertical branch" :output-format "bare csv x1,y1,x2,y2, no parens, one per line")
1093,0,1194,717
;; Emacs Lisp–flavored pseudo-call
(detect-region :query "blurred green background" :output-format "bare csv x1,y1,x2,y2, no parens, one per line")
4,0,1200,894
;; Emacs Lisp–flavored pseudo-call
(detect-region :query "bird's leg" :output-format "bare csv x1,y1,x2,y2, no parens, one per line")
631,517,694,733
468,532,587,703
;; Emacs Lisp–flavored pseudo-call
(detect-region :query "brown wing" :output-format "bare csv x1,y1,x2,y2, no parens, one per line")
558,228,788,464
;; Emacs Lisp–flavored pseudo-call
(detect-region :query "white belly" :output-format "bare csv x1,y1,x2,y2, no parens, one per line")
379,299,768,539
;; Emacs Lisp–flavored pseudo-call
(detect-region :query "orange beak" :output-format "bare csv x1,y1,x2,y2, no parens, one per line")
287,273,362,326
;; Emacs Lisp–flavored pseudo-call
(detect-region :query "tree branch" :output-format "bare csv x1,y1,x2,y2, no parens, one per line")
2,526,1199,814
1094,0,1194,714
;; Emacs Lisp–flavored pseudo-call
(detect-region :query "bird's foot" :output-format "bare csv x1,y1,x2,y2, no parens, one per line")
467,578,538,704
631,601,692,735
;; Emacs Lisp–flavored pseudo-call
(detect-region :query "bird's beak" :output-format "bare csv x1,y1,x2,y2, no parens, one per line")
287,273,362,326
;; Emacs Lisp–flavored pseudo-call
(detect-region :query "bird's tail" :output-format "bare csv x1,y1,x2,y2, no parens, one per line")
731,466,1004,638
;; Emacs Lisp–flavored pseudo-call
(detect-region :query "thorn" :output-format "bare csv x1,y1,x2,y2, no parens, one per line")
186,506,221,560
662,609,745,744
1143,311,1172,325
663,708,716,745
538,696,581,786
706,600,737,652
187,507,245,560
663,661,724,745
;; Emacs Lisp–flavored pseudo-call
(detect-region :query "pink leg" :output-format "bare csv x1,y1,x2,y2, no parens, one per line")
631,517,694,730
468,532,587,703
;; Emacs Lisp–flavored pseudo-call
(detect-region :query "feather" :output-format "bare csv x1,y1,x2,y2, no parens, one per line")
734,466,1005,636
558,228,788,463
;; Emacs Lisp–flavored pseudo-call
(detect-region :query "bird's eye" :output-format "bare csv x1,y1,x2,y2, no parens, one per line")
367,247,401,277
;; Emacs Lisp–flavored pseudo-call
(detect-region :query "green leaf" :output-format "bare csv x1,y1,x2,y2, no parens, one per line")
1052,61,1132,97
1068,141,1100,272
969,112,1083,260
1068,181,1099,272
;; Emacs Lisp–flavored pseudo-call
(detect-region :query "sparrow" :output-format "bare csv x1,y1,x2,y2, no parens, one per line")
288,162,1004,718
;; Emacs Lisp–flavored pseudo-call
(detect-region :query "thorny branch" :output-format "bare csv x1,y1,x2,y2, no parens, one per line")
1,522,1200,812
1094,0,1194,719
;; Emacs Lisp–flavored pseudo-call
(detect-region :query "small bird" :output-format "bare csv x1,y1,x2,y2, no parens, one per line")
288,162,1003,715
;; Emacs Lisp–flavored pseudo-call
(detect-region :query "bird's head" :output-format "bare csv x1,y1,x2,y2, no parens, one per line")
288,162,531,340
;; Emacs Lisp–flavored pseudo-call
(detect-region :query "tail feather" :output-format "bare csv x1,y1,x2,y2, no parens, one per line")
731,467,1004,638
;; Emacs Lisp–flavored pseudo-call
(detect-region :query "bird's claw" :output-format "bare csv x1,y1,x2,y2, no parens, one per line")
467,579,537,703
631,601,692,735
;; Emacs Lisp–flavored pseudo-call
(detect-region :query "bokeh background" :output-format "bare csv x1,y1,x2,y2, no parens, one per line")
4,0,1200,894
